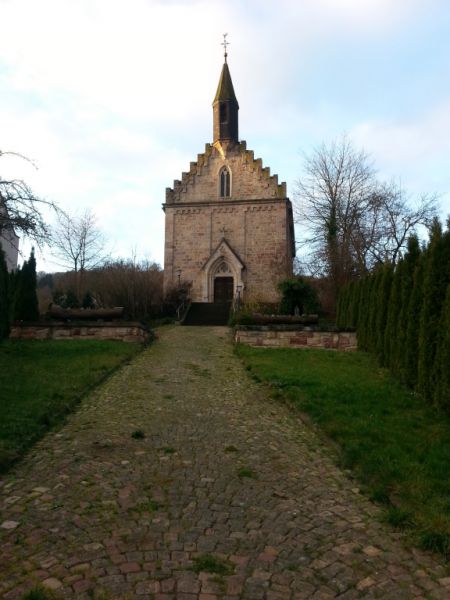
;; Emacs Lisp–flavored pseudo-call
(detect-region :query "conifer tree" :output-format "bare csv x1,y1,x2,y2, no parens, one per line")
13,248,39,322
396,235,421,381
375,262,393,362
344,281,355,328
336,286,344,328
367,267,382,353
336,283,350,328
0,244,10,339
384,260,404,368
357,276,372,350
433,283,450,409
351,279,362,329
405,255,424,388
418,220,450,401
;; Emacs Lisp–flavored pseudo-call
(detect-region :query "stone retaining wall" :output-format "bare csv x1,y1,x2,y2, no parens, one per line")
10,322,151,343
235,328,357,351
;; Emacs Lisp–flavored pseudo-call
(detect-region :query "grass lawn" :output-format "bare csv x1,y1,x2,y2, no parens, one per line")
0,339,142,473
236,344,450,557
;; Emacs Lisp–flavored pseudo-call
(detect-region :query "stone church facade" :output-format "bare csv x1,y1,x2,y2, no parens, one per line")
163,55,295,305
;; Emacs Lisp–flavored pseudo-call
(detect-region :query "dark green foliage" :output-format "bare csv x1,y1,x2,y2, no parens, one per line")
397,236,421,382
82,291,95,309
418,220,450,401
0,244,10,339
419,531,450,557
350,279,362,328
21,587,56,600
335,284,347,328
278,277,321,315
336,281,356,329
375,263,393,361
13,248,39,322
53,288,80,309
367,267,382,353
356,276,372,350
191,554,233,575
131,429,145,439
64,289,79,309
336,222,449,408
237,466,257,479
405,255,424,388
433,284,450,408
384,260,404,368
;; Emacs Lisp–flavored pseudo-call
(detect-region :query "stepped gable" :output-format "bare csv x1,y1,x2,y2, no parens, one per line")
165,140,287,205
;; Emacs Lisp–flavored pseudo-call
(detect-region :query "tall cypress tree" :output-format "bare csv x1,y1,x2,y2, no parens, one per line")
336,286,344,328
367,266,382,353
418,220,450,401
384,260,404,369
357,275,372,350
405,254,424,388
397,235,421,382
375,262,393,363
351,279,362,329
433,283,450,409
337,283,351,329
13,248,39,322
0,244,10,339
345,281,355,328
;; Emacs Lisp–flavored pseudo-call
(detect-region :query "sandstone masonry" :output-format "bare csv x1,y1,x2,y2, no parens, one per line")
235,327,357,350
163,56,294,304
10,322,150,343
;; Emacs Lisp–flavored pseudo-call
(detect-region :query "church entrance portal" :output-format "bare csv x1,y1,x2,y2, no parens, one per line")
214,277,233,303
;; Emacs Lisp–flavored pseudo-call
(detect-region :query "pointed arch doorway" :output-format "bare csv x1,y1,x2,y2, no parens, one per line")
213,262,234,304
201,239,245,303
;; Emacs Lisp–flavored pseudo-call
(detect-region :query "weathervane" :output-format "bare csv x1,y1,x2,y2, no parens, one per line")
221,33,229,62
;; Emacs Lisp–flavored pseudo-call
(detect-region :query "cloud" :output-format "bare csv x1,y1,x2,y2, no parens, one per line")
351,102,450,215
1,0,449,269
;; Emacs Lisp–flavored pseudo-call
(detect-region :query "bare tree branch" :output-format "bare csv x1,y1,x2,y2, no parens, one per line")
294,136,438,301
0,150,59,247
51,209,109,299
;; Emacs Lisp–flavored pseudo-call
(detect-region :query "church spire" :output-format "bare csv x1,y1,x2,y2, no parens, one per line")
213,34,239,144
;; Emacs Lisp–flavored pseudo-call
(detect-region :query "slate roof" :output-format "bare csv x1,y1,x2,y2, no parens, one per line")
213,62,239,107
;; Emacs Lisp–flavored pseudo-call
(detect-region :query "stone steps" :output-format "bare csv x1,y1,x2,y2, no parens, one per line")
182,302,230,326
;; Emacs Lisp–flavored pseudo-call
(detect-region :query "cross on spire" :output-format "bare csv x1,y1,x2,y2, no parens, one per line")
221,33,229,63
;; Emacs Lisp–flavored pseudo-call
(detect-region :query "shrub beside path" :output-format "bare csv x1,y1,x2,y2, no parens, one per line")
1,326,449,599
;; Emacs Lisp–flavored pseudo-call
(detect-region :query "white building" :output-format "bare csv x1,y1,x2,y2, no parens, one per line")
0,203,19,271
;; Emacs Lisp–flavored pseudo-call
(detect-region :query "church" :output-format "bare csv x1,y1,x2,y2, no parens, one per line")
163,44,295,311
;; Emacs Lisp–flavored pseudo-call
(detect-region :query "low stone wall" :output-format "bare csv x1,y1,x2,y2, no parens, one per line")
235,327,357,351
10,322,151,344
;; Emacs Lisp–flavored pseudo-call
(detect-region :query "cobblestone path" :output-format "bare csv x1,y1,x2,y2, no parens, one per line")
1,326,449,600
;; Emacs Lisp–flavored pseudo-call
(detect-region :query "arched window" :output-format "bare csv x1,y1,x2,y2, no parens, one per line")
220,168,231,197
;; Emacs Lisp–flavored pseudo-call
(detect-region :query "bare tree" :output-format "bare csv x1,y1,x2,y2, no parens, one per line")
51,256,163,318
295,137,375,298
51,209,108,299
295,136,438,302
0,150,58,246
353,183,437,268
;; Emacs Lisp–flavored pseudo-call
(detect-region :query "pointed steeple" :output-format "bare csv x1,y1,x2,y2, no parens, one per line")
213,36,239,144
213,62,239,107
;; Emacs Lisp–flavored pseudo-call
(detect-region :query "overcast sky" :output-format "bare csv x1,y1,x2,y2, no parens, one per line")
1,0,449,271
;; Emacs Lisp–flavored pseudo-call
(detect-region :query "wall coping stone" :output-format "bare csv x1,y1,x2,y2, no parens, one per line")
235,328,357,351
10,322,152,343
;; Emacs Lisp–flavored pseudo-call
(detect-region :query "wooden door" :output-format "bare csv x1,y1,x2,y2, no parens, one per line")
214,277,233,303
